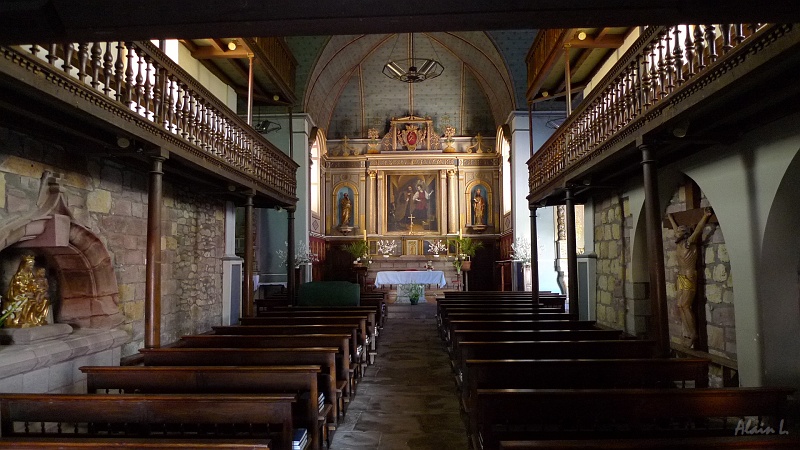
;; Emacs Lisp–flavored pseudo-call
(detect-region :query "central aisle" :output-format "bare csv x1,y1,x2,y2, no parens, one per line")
329,303,468,449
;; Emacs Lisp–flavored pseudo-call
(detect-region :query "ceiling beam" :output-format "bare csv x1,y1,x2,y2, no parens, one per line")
2,1,800,44
567,34,625,48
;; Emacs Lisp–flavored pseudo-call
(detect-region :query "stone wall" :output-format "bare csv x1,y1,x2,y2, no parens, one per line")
663,190,735,361
593,195,629,330
0,127,226,357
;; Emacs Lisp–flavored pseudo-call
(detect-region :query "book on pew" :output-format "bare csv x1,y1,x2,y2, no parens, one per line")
292,428,308,450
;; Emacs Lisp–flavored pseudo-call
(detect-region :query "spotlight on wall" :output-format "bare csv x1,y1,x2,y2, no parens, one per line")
576,31,587,41
227,40,238,51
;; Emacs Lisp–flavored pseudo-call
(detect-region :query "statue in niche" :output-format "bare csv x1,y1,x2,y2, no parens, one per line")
338,192,352,227
473,189,486,225
667,207,713,348
2,255,50,328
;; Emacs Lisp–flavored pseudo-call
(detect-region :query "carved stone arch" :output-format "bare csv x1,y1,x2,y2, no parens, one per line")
0,172,123,329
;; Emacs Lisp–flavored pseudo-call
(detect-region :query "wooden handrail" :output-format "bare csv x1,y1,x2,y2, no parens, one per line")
527,23,774,201
3,40,297,203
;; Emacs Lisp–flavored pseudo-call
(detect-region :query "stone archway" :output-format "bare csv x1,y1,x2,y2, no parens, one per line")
0,171,123,329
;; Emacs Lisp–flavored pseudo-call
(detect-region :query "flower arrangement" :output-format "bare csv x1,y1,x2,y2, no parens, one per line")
428,239,447,256
377,239,398,256
511,237,532,266
0,295,27,328
424,260,434,271
276,241,319,268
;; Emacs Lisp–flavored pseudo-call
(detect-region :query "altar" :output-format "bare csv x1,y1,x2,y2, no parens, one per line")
374,270,447,304
374,270,447,288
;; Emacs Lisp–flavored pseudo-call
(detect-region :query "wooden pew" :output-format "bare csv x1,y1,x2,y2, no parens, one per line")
139,347,340,427
238,316,370,375
474,387,795,450
461,358,710,416
0,393,295,450
498,435,800,449
81,365,325,450
180,333,354,406
0,438,273,449
448,329,626,363
453,339,656,377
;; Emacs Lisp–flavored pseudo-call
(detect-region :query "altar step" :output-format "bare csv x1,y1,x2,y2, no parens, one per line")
386,302,436,319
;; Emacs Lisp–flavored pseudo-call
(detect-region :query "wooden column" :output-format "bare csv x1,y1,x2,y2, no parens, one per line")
565,187,579,317
640,142,670,357
529,205,540,303
242,193,255,318
286,206,296,305
145,150,167,349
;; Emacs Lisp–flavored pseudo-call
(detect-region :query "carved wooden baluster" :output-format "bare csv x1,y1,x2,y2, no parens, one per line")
672,26,684,85
649,44,659,102
181,85,192,139
192,96,201,144
175,83,185,136
135,52,145,114
186,94,196,142
734,24,745,45
29,44,40,57
115,42,125,101
662,29,674,95
125,42,135,105
640,48,651,109
89,42,102,89
721,24,733,54
153,64,165,126
164,74,174,131
47,44,58,66
62,42,74,73
103,43,114,96
200,100,209,148
77,43,89,83
656,33,666,99
705,25,717,64
684,25,695,78
694,25,706,70
142,54,153,118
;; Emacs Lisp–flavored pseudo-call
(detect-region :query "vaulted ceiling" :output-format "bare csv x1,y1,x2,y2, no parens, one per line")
302,32,521,138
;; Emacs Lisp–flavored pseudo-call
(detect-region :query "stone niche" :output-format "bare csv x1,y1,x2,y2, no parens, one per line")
0,172,128,394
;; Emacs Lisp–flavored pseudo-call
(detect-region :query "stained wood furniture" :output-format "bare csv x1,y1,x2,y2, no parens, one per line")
0,393,295,450
81,365,325,450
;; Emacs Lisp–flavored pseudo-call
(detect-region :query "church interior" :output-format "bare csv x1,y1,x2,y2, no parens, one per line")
0,1,799,448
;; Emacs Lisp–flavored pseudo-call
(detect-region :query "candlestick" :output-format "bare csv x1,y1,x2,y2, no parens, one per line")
363,229,367,241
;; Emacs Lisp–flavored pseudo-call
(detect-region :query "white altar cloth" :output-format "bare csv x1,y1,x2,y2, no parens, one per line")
374,270,447,288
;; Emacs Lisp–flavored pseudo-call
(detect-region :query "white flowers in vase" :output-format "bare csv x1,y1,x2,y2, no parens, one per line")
511,237,532,266
377,239,398,256
276,241,319,268
428,239,447,256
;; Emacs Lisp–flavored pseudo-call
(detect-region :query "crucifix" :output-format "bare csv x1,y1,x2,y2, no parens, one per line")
407,213,415,234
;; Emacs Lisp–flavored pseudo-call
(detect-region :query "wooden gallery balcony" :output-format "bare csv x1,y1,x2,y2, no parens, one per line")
0,40,298,207
526,24,800,204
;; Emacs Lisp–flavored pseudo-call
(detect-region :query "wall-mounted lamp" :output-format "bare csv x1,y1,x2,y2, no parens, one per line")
255,119,282,134
576,31,587,41
672,119,690,138
227,40,238,51
116,136,131,149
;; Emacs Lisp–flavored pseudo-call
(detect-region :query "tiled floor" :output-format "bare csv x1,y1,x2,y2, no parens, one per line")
329,303,468,449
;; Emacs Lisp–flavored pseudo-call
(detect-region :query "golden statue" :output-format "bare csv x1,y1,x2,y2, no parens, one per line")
2,255,50,328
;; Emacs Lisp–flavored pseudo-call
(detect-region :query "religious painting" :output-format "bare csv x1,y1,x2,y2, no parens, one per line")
470,184,488,226
335,186,354,229
405,239,419,256
386,174,438,233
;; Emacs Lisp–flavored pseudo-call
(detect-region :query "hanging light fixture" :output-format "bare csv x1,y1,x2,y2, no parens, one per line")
382,33,444,83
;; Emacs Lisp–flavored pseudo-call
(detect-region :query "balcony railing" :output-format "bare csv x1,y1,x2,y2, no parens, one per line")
250,37,297,93
525,28,570,99
2,40,297,202
528,23,782,200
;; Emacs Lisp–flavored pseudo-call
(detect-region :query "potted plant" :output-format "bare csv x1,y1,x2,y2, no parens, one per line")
400,283,424,304
342,240,370,266
449,236,483,271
